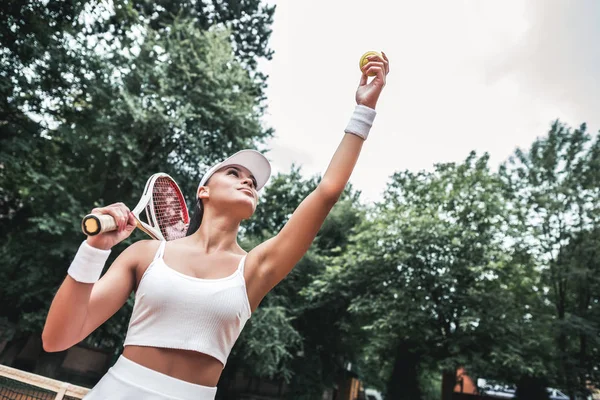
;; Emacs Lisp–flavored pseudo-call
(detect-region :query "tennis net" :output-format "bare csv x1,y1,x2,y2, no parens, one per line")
0,364,89,400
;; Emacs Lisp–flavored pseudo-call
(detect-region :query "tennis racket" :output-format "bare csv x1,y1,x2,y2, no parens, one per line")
81,173,189,241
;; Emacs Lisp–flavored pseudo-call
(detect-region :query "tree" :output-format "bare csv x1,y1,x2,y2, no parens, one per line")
0,0,274,356
469,245,557,398
309,152,523,400
500,121,600,398
102,0,275,70
553,228,600,395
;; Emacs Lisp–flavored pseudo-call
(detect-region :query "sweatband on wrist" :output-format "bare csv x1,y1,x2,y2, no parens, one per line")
67,241,111,283
344,104,377,140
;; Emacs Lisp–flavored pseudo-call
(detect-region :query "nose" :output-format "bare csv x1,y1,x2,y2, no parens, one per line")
241,176,253,188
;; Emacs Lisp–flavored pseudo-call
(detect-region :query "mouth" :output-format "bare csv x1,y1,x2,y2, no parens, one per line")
238,188,254,197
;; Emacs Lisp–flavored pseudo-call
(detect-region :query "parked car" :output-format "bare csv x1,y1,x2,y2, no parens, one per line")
547,388,569,400
479,380,569,400
365,388,383,400
481,384,516,399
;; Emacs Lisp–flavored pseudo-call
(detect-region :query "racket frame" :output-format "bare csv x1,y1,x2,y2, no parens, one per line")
81,172,189,241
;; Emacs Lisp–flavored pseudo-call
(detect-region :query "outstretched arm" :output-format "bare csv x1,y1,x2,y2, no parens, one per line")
248,52,390,298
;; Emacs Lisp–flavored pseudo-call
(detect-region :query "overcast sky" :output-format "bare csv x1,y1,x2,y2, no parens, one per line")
257,0,600,202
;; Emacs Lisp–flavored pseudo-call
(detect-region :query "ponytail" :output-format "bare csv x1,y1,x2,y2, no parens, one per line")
185,199,204,236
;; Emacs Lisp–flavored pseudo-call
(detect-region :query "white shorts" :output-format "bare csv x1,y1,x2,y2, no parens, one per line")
83,355,217,400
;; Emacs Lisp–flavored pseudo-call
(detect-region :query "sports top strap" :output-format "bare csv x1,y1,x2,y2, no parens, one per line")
153,241,166,261
237,255,247,274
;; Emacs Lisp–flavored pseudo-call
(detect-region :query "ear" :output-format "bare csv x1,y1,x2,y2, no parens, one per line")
197,186,210,200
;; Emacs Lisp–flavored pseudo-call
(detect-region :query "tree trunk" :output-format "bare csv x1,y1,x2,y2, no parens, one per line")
441,369,456,400
515,376,550,400
386,342,422,400
556,284,577,400
558,331,577,400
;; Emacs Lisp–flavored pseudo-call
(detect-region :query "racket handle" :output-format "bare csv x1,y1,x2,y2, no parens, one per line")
82,214,118,236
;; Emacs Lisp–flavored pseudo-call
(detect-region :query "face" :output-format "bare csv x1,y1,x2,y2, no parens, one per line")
198,165,258,219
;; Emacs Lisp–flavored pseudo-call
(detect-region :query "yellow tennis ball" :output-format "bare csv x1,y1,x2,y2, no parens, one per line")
359,51,382,76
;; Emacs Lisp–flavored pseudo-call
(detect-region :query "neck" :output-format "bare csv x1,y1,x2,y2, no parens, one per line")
190,206,241,253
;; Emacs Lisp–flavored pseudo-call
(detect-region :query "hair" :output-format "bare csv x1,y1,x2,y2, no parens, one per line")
185,198,204,236
186,173,212,236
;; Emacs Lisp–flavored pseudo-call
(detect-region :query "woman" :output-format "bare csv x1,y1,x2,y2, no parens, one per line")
42,52,390,399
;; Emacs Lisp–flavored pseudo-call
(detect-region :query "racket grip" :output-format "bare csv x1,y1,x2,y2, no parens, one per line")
82,214,118,236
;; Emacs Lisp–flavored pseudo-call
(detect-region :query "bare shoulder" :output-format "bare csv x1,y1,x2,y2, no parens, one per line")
119,240,161,276
121,239,160,261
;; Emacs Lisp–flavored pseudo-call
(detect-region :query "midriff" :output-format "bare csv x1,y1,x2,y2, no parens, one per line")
122,345,223,387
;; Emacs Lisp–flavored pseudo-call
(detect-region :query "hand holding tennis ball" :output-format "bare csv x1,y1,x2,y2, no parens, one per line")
355,51,389,109
359,51,383,76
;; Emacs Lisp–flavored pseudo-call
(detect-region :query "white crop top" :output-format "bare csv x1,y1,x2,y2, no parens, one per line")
123,241,251,366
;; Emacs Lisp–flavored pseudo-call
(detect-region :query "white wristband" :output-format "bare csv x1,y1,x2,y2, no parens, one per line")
344,104,377,140
67,241,111,283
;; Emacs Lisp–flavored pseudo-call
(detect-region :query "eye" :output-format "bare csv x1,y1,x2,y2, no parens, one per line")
251,179,257,188
227,169,239,177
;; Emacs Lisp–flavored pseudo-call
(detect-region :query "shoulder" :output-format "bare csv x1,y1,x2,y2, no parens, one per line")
119,240,163,286
123,239,161,255
119,240,161,267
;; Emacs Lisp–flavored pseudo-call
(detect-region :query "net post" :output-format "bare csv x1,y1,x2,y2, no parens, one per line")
55,382,68,400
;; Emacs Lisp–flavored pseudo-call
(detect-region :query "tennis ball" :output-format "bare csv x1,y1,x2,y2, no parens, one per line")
359,51,382,76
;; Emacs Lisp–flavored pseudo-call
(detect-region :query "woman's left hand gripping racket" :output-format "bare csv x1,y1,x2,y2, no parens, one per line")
81,173,190,241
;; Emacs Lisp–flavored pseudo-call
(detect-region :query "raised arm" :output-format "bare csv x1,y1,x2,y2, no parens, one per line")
248,52,390,296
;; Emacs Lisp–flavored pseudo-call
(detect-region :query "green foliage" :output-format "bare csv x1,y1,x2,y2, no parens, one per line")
2,3,599,398
313,153,513,385
302,140,600,397
0,0,272,344
236,168,367,392
421,370,442,400
232,306,302,382
500,121,600,397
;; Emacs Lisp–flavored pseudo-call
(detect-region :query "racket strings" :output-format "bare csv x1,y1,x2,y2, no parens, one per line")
152,177,189,241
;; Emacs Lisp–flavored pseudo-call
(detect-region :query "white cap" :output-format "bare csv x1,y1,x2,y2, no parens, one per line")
197,150,271,195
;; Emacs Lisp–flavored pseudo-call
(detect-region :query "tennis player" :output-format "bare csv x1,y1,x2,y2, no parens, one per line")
42,52,390,399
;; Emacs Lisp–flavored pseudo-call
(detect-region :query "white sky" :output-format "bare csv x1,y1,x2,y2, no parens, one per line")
258,0,600,202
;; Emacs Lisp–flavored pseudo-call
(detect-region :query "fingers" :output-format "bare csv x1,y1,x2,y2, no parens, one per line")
355,52,390,109
109,207,126,232
381,51,390,74
362,60,386,83
126,211,137,231
92,203,131,232
369,52,389,75
360,52,389,81
374,60,386,82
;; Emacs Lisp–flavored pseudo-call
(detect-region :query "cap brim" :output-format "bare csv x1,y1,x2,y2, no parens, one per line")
199,150,271,192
